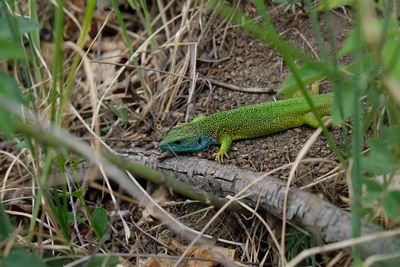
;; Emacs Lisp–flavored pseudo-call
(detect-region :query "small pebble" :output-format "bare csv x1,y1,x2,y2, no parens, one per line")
261,143,268,150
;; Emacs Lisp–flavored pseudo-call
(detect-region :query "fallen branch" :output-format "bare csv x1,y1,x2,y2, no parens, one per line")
118,147,400,265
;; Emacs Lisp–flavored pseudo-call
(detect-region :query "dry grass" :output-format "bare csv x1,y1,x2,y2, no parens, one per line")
2,0,399,266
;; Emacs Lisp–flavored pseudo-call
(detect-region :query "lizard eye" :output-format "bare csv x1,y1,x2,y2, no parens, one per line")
197,137,202,145
174,140,182,145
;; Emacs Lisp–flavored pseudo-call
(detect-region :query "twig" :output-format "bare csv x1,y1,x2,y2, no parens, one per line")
199,75,276,93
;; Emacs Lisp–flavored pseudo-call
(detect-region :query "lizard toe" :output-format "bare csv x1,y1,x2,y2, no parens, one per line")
213,151,229,163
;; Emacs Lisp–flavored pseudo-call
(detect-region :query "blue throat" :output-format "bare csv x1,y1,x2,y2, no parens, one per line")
160,136,217,152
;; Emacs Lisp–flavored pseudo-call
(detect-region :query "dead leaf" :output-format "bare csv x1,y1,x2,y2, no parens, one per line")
138,187,171,226
92,36,126,52
186,245,236,267
92,50,122,91
151,186,170,204
41,42,54,69
168,239,236,267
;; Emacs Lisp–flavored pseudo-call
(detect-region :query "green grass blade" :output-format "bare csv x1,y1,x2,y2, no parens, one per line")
350,0,365,262
57,0,96,125
111,0,133,53
50,0,64,122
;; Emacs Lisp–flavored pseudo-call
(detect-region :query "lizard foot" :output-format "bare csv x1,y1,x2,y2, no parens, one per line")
213,151,229,163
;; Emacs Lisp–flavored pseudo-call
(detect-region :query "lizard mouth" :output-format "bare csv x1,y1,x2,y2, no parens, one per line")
160,142,204,152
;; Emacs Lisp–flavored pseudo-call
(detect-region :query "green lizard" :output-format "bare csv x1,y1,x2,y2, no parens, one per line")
160,93,333,162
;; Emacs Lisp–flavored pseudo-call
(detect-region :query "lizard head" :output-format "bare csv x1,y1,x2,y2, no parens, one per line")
159,123,216,152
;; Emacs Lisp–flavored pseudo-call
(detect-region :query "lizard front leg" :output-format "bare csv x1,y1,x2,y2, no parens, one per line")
213,135,232,163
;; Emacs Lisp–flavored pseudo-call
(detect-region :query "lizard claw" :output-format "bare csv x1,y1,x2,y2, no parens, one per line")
213,151,229,163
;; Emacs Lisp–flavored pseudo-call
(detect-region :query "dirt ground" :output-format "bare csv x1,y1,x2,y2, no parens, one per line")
0,1,368,266
105,2,355,265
